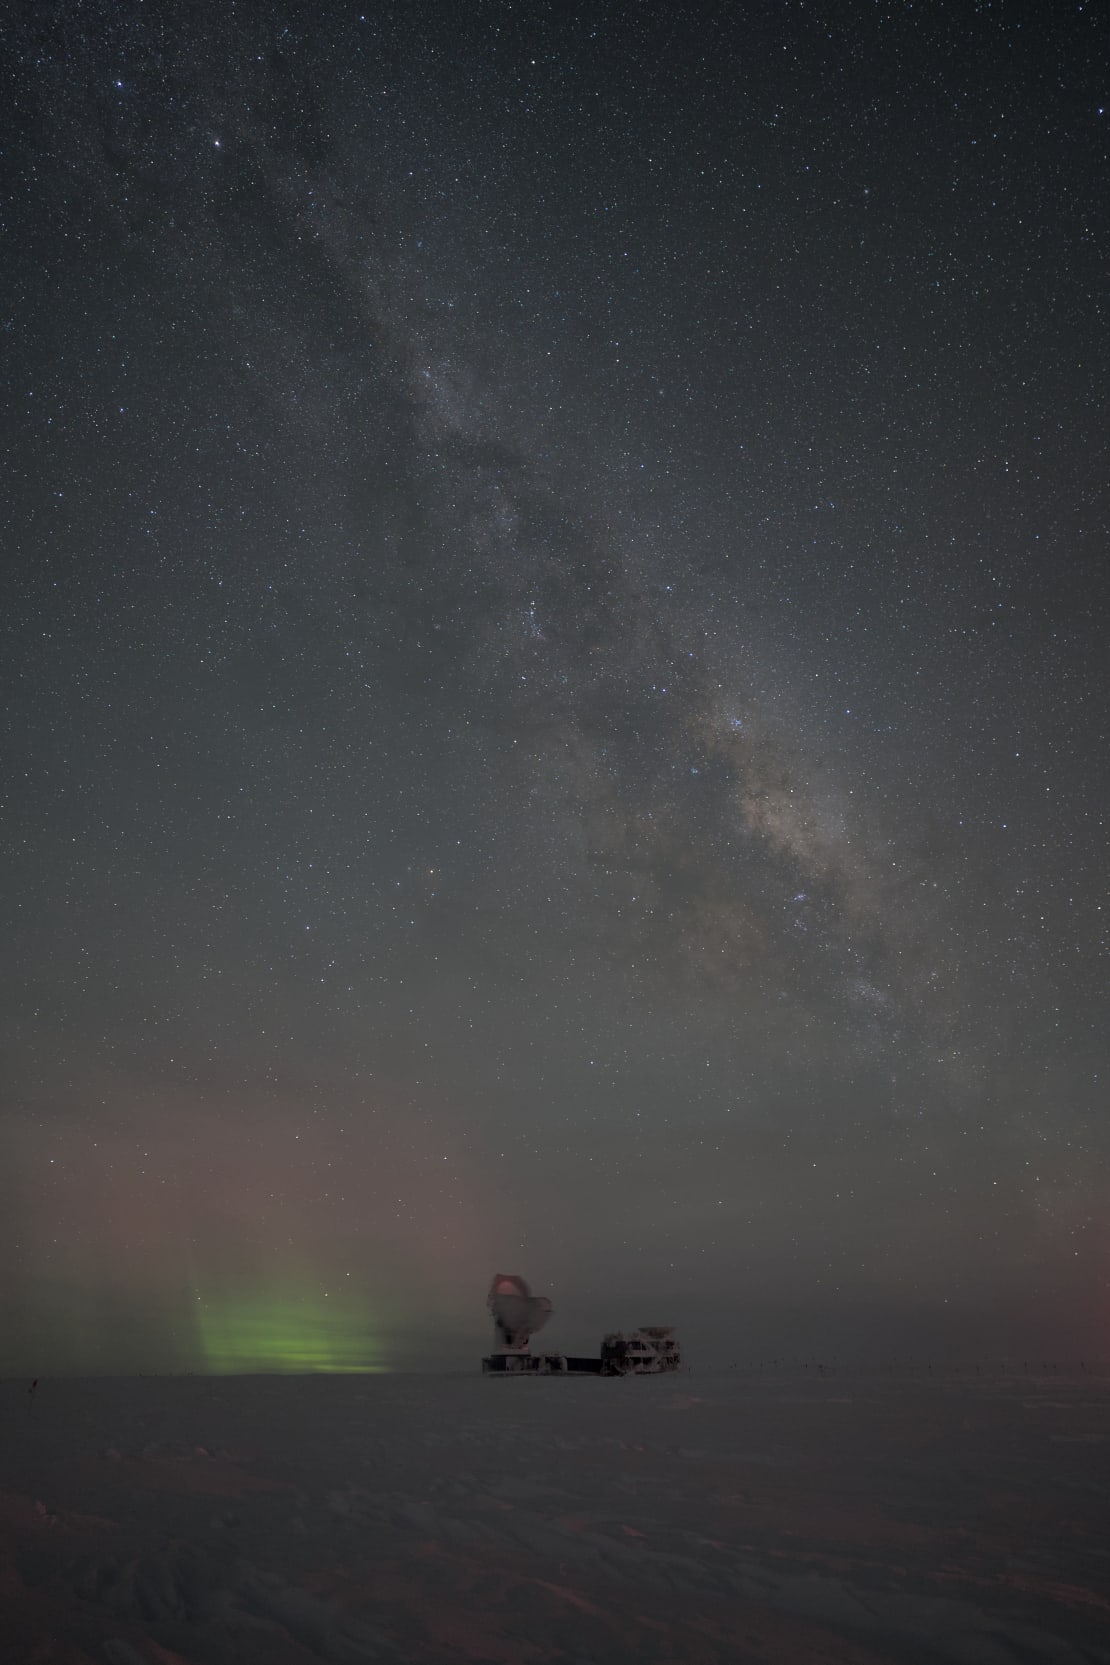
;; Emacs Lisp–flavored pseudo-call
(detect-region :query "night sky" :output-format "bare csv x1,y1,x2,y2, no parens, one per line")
2,0,1107,1376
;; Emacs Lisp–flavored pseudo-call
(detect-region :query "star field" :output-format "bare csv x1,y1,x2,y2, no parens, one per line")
1,0,1107,1373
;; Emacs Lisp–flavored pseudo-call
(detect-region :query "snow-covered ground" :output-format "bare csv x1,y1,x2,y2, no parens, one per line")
1,1368,1107,1664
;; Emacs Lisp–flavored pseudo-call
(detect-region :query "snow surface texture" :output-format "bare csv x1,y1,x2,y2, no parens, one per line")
1,1370,1108,1664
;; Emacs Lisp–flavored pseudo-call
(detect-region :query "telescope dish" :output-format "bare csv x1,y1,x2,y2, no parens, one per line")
487,1273,552,1351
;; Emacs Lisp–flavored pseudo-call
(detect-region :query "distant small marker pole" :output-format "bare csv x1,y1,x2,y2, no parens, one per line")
28,1378,38,1408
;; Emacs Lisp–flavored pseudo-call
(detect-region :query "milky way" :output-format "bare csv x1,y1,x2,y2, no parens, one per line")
2,1,1107,1373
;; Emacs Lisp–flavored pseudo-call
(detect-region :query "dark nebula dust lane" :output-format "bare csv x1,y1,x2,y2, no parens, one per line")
1,0,1107,1374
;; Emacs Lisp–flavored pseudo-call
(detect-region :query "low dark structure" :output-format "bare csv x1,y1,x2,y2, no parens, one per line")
481,1352,602,1375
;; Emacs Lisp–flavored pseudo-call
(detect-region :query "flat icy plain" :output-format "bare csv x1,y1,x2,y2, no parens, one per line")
1,1368,1107,1663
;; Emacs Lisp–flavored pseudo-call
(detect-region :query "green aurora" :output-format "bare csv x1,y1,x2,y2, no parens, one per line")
195,1287,388,1374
